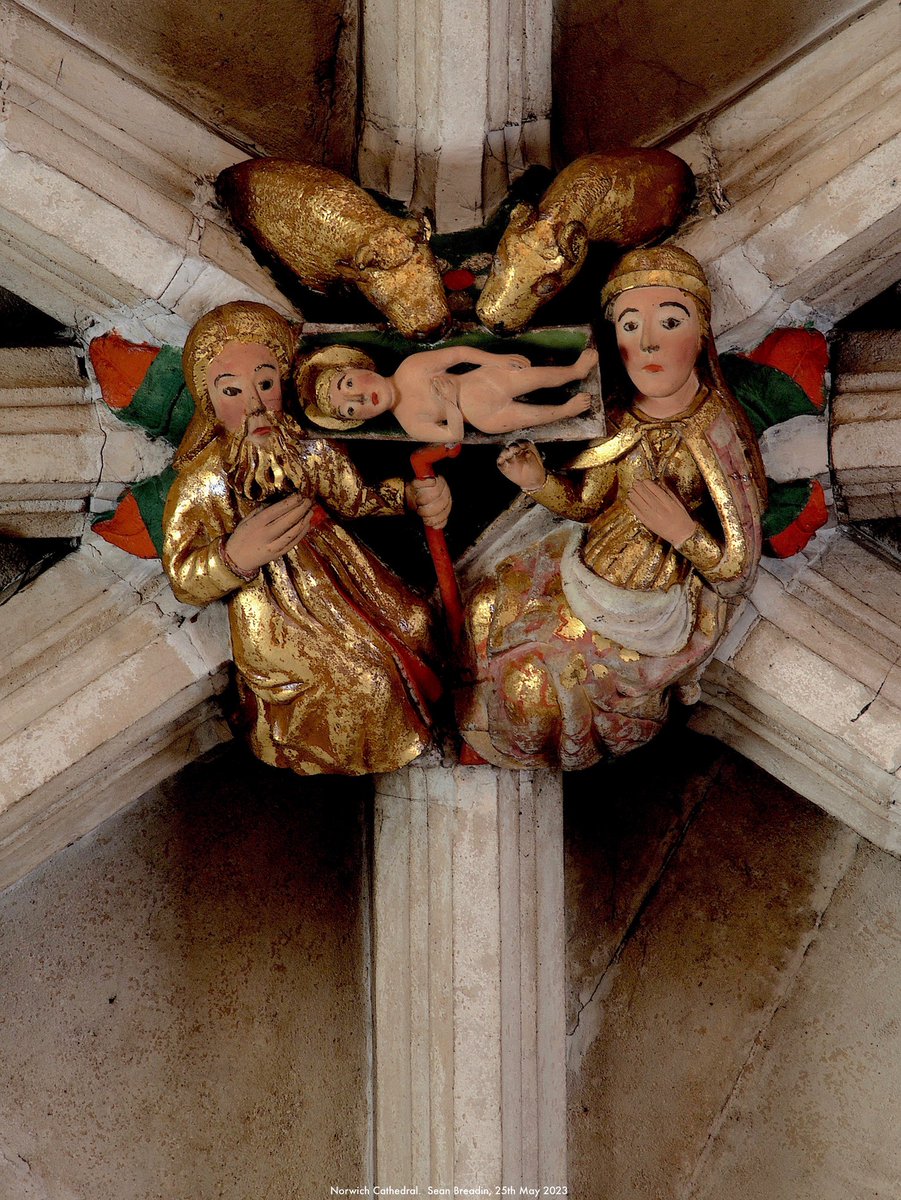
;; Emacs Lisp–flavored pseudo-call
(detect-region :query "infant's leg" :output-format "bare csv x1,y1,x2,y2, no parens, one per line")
499,348,598,398
484,394,592,432
459,371,592,433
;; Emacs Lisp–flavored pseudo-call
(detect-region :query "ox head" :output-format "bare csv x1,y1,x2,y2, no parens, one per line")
337,214,450,340
476,203,588,335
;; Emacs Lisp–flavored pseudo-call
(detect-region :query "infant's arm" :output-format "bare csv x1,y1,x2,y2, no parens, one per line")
400,403,466,445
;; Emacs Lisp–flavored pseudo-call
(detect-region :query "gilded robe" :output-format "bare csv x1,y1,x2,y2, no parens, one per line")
163,437,440,776
458,386,762,769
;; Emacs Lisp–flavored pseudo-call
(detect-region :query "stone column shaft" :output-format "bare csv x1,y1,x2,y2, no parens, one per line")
359,0,552,230
373,764,567,1190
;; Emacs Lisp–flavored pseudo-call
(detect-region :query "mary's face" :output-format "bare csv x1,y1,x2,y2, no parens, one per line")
612,286,702,402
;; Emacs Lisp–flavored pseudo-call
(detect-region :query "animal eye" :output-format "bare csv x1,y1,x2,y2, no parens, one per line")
532,278,558,297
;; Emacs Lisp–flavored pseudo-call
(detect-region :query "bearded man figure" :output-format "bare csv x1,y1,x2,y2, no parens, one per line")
162,301,450,776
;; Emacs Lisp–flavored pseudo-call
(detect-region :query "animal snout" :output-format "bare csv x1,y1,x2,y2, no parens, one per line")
477,312,509,336
407,313,452,342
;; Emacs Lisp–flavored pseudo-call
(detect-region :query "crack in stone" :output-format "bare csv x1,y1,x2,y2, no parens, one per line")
317,12,346,158
697,122,730,215
0,1147,32,1174
157,251,188,307
567,758,726,1043
851,655,896,722
79,343,110,531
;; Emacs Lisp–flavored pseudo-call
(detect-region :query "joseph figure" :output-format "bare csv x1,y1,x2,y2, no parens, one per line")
162,301,451,776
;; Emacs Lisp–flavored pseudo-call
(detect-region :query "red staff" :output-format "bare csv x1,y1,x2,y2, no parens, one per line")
410,442,464,647
411,442,489,766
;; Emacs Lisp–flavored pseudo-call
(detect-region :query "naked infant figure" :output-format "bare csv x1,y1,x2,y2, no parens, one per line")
296,343,598,441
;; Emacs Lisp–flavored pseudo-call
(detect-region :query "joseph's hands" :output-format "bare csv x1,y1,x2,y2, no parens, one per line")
406,476,452,530
224,494,315,575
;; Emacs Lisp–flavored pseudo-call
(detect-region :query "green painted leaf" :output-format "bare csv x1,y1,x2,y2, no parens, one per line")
131,466,178,555
721,354,820,436
112,345,194,446
762,479,813,538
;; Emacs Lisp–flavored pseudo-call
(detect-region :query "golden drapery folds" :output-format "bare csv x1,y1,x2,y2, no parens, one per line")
457,244,764,770
164,436,440,776
457,383,763,770
163,300,441,777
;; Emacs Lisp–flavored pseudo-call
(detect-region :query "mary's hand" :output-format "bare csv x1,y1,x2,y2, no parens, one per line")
625,479,697,546
497,440,546,492
224,494,315,575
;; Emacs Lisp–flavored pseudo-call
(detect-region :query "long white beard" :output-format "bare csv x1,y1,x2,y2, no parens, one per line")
224,411,310,501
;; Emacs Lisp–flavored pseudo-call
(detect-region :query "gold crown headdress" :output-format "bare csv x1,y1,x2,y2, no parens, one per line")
601,246,711,318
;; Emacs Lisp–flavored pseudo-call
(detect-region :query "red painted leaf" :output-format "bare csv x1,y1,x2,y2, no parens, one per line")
768,480,828,558
89,331,160,410
748,328,828,409
93,491,159,559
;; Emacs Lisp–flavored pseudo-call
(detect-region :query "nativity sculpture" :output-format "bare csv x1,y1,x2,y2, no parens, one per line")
156,152,765,777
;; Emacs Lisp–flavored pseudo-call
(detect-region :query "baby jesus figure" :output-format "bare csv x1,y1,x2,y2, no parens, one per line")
295,343,598,442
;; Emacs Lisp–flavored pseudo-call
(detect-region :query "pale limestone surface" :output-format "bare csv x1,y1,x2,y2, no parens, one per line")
692,530,901,855
0,343,173,538
0,2,294,334
831,330,901,520
670,1,901,345
0,744,370,1199
10,0,357,171
758,415,829,483
0,534,231,891
554,0,873,158
373,766,566,1191
689,841,901,1199
564,731,901,1200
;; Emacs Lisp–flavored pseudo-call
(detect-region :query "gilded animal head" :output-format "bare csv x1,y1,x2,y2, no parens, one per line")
476,203,588,334
339,214,451,339
217,158,450,340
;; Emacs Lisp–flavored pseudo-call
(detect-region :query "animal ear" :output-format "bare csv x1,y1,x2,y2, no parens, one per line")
507,201,537,232
350,243,379,271
353,228,415,272
402,213,433,244
558,220,588,265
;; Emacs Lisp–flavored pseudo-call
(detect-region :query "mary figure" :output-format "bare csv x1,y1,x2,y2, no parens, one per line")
457,246,766,770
